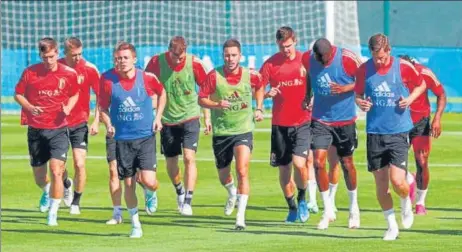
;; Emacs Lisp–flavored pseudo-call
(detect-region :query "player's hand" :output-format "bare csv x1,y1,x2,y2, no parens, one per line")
431,118,442,139
28,105,44,116
357,96,373,112
204,118,212,135
106,125,115,138
254,109,264,122
218,100,231,109
153,119,163,132
90,121,99,136
62,103,72,116
329,82,346,94
302,97,313,111
265,86,281,98
398,95,412,109
135,172,142,183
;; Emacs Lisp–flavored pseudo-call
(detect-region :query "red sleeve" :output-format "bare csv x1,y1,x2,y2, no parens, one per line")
249,69,263,89
421,68,444,96
98,76,112,110
144,55,161,78
400,60,423,89
15,68,29,95
198,71,217,98
259,60,271,87
342,49,362,78
68,72,80,97
192,56,208,87
88,67,101,95
144,72,164,96
302,50,311,72
354,64,366,94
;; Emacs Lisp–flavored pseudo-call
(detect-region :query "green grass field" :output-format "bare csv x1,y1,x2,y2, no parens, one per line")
2,114,461,251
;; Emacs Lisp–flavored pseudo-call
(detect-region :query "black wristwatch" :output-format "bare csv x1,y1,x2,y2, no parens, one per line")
256,108,264,112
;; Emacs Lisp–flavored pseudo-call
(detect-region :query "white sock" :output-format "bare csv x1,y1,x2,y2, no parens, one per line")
128,207,141,228
416,189,428,206
348,189,359,213
224,181,237,198
307,180,317,204
113,205,122,217
400,196,411,213
383,208,398,229
42,183,50,194
406,172,414,185
49,198,61,214
329,183,338,208
320,190,333,215
236,194,248,221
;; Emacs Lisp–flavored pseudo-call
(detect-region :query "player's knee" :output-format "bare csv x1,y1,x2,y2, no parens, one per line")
340,157,355,171
183,153,196,166
142,178,158,191
390,175,406,189
73,159,86,173
50,167,64,178
313,157,326,170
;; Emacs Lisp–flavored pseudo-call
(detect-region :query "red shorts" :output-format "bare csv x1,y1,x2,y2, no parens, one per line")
409,117,431,152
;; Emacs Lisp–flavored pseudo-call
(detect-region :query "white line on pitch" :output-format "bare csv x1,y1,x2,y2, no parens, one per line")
1,155,461,167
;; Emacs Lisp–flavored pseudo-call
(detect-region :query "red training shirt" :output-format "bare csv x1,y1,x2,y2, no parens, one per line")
15,63,80,129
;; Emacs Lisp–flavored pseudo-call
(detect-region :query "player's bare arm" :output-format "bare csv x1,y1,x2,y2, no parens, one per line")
431,88,447,138
355,93,372,112
254,85,265,122
62,92,79,116
153,89,167,132
330,81,355,94
198,96,231,109
399,80,427,109
90,100,100,135
14,94,44,115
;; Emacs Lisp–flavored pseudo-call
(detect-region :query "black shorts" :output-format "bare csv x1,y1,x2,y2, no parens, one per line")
160,119,200,157
270,122,311,167
367,133,409,172
27,126,69,167
116,135,157,180
409,117,431,143
212,132,253,169
311,120,358,157
106,136,116,163
68,122,89,150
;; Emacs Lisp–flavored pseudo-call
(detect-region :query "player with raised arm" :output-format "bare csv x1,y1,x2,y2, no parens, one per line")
302,38,362,229
198,38,264,230
145,36,211,216
355,34,426,241
399,55,447,215
57,37,100,215
260,27,311,223
99,41,166,238
14,37,80,226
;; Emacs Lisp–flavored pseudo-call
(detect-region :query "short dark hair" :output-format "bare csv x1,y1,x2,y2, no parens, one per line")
64,37,83,53
276,26,296,42
113,41,137,57
368,33,390,53
398,54,416,65
222,38,241,52
38,37,58,54
313,38,332,56
169,36,187,52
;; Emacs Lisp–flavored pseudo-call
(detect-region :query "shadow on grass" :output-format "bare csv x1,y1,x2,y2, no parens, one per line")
438,217,462,221
2,228,124,237
216,228,381,239
361,227,462,236
427,207,462,212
